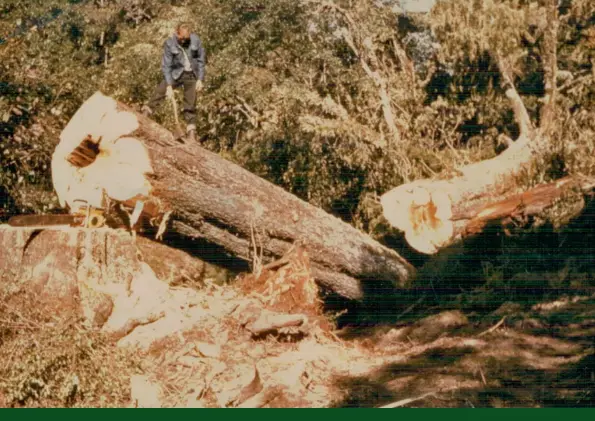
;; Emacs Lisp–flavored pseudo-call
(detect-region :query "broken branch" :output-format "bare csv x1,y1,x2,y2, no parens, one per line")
245,311,307,336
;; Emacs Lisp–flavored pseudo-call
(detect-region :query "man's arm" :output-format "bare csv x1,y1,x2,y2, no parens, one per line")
161,41,175,86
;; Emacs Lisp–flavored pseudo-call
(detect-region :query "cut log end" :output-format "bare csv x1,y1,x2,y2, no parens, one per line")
52,91,164,223
381,186,454,255
382,174,595,255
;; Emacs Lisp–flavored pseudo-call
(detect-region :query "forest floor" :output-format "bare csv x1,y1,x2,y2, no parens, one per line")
0,240,593,408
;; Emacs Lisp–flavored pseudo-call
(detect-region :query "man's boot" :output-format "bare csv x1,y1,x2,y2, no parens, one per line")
186,125,197,142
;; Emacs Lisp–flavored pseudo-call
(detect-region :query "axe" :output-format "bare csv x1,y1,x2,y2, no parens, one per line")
169,92,185,143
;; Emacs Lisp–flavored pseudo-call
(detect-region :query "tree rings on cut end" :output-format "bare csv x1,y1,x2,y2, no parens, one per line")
381,186,453,255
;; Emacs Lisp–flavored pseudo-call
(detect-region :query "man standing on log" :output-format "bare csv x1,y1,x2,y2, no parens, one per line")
142,22,206,142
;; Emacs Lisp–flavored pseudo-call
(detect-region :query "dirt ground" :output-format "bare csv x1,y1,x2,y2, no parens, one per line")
331,294,595,408
0,241,593,408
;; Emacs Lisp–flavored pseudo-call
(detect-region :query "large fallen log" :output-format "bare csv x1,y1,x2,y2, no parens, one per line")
380,48,543,255
51,91,415,300
136,235,234,287
381,154,595,254
456,176,595,237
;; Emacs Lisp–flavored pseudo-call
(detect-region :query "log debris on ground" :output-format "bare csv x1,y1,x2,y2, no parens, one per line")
1,224,593,408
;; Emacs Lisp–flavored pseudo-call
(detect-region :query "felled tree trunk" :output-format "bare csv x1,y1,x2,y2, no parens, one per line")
456,176,595,235
381,132,595,255
380,48,547,255
381,134,537,254
51,91,415,300
380,1,595,254
136,236,231,287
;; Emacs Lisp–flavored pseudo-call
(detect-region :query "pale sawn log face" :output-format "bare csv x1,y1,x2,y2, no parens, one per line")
52,92,154,212
382,164,595,255
53,91,415,300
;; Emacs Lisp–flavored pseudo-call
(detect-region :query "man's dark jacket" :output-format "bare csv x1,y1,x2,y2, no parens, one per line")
161,33,206,85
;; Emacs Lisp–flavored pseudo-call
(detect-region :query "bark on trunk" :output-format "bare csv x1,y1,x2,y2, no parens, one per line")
0,225,245,351
0,225,138,327
0,225,220,324
51,91,415,300
380,50,541,255
381,144,595,255
136,236,232,287
454,176,595,236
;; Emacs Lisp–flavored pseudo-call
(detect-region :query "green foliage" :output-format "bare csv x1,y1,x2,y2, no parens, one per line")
0,324,138,407
0,286,140,408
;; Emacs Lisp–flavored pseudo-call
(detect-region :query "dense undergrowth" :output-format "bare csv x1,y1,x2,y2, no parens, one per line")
0,289,139,407
1,0,593,229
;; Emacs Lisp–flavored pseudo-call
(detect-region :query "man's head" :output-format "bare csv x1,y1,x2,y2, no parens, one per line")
176,23,192,46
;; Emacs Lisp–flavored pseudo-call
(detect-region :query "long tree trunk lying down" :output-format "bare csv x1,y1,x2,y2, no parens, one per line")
51,91,415,300
381,140,595,255
380,50,542,255
456,176,595,235
381,135,537,254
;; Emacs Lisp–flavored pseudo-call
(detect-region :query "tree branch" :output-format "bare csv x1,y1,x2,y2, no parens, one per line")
321,1,401,145
495,53,533,138
539,0,559,131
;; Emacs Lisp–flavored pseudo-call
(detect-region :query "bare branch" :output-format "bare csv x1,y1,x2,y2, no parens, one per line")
495,53,533,138
320,1,401,145
540,0,559,131
391,36,415,81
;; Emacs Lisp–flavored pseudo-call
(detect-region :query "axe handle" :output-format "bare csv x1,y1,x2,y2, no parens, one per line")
170,93,183,134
